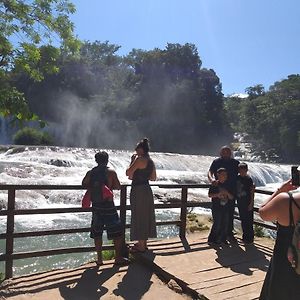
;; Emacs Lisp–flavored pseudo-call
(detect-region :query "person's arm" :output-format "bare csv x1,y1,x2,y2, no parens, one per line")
208,186,220,198
248,183,255,211
111,171,121,190
149,164,157,181
208,169,218,186
82,171,91,187
259,179,297,221
126,157,143,178
224,189,234,200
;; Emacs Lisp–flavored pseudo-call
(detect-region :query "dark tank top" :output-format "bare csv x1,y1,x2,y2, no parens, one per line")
132,158,154,186
259,193,300,300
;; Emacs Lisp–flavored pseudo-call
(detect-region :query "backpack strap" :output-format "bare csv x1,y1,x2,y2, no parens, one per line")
288,192,300,226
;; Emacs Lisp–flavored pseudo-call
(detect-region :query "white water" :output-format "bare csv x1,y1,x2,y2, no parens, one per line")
0,146,292,276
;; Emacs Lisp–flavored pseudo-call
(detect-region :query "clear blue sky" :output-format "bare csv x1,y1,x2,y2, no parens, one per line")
70,0,300,95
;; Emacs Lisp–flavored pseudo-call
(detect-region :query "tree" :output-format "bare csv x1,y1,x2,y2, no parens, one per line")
0,0,79,121
245,84,265,100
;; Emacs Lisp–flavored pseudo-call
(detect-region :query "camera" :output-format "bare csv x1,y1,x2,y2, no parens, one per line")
291,166,300,186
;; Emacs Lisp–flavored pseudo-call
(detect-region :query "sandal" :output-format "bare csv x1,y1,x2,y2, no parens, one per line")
130,245,146,253
114,258,130,266
95,260,103,266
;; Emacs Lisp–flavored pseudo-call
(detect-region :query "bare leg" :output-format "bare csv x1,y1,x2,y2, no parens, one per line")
131,239,147,252
114,236,123,262
114,236,129,265
94,238,103,265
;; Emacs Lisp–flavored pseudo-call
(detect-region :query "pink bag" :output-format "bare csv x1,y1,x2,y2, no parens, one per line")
81,185,114,208
82,190,91,208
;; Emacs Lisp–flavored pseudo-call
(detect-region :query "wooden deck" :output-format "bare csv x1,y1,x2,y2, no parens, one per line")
139,231,274,300
0,231,275,300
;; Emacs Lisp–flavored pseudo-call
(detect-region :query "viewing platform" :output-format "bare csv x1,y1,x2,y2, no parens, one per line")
0,231,274,300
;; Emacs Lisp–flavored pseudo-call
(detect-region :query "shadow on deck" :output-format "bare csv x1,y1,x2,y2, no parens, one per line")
0,231,274,300
137,231,274,300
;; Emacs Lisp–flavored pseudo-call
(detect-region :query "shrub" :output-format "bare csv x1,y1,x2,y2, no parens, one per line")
13,127,53,145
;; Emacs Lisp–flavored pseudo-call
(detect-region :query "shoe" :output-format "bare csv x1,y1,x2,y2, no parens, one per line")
208,240,221,246
95,260,103,266
114,258,130,266
129,245,146,253
243,240,254,245
221,240,229,245
227,236,237,243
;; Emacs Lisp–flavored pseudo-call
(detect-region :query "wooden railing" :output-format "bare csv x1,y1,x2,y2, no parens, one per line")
0,184,274,279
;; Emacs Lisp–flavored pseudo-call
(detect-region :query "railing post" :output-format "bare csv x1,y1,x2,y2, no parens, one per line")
119,185,128,257
179,187,188,239
5,188,15,279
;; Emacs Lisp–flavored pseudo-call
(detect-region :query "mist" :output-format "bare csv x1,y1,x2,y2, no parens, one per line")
48,91,142,151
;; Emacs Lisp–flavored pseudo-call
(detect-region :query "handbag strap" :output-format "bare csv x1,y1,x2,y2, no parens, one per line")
288,192,300,226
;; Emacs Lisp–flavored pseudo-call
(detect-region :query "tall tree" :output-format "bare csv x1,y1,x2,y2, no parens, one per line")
0,0,78,122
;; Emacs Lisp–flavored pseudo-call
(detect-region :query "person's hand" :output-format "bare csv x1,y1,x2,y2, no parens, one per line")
131,153,137,163
211,179,218,186
277,179,298,193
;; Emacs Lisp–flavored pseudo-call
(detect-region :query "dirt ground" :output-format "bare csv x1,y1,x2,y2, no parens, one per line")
0,260,192,300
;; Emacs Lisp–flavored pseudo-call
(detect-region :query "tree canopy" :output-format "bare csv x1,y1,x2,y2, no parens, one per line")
225,75,300,162
0,0,78,122
1,2,299,162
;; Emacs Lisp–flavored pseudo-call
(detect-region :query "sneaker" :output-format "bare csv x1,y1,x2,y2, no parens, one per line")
243,239,254,245
208,240,221,246
227,235,237,243
221,240,229,245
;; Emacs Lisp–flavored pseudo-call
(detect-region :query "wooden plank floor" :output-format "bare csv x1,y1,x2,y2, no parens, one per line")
144,231,274,300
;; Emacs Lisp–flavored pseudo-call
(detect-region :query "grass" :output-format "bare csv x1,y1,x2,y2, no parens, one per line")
254,224,266,237
186,213,210,233
102,249,115,261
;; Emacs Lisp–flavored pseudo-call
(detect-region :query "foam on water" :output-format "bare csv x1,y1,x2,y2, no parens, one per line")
0,146,293,276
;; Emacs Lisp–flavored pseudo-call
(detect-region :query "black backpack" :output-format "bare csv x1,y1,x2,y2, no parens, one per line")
287,192,300,275
90,166,107,204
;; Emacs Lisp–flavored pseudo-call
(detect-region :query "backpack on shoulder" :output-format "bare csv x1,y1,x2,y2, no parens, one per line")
287,192,300,275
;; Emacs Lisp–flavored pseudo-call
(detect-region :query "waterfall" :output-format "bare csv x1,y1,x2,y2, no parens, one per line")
0,145,293,276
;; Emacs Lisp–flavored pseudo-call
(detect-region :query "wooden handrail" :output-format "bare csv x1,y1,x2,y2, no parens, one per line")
0,183,275,279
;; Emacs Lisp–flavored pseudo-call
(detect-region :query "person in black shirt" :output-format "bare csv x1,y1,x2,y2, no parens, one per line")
208,168,234,245
208,146,240,240
236,163,255,244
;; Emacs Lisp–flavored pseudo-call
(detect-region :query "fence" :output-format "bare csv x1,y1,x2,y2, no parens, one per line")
0,184,274,279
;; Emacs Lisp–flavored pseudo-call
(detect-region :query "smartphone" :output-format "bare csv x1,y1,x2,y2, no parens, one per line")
291,166,300,186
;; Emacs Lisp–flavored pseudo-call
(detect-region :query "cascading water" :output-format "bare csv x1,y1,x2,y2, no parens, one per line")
0,146,292,276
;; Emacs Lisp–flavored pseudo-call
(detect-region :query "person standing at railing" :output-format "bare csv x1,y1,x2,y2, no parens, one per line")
126,138,157,253
259,179,300,300
208,145,240,242
82,151,129,266
236,162,255,244
207,168,234,245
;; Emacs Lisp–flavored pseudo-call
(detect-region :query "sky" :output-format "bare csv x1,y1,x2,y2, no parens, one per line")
70,0,300,95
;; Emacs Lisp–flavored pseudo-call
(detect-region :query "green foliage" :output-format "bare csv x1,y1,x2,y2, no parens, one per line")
102,250,115,261
225,75,300,162
13,127,53,145
0,0,78,121
0,271,4,282
14,41,230,153
254,225,265,237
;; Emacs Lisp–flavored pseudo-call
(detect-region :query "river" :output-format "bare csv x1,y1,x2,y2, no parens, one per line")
0,146,292,276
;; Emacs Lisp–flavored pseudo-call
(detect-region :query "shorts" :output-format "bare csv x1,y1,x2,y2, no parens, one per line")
90,201,123,240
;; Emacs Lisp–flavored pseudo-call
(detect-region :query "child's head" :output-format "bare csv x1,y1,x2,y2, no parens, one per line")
217,168,227,183
238,163,248,176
